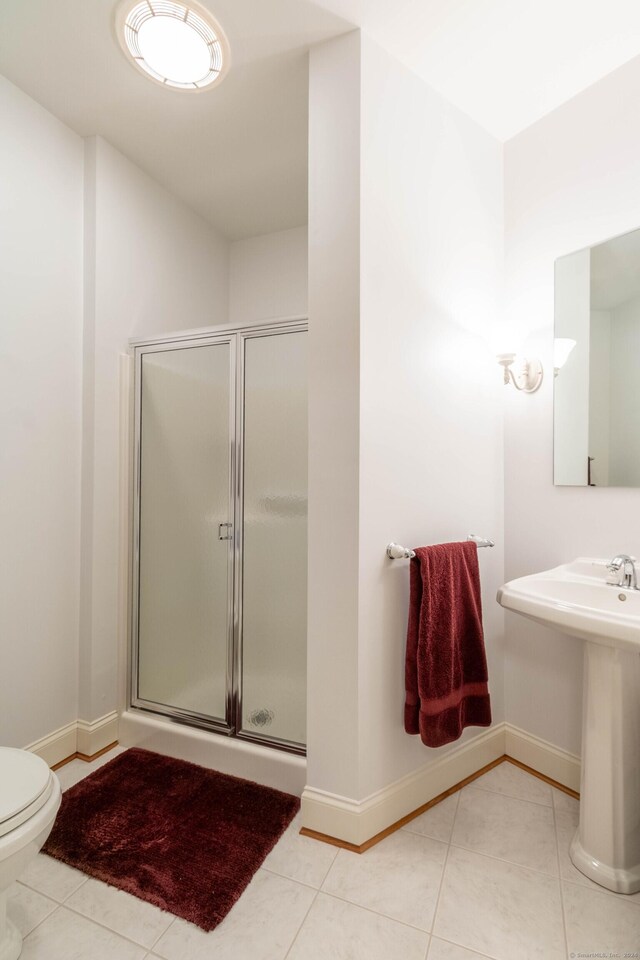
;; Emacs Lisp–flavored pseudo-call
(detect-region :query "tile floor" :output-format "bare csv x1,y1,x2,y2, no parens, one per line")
8,750,640,959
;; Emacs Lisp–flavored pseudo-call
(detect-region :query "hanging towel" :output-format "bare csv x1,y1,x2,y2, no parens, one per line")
404,541,491,748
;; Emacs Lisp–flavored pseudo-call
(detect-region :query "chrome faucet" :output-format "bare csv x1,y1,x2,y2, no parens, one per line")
607,554,639,590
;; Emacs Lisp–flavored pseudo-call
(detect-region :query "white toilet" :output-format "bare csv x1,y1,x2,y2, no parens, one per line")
0,749,61,960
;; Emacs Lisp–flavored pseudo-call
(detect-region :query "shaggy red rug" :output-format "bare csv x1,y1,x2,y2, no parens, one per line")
43,748,300,931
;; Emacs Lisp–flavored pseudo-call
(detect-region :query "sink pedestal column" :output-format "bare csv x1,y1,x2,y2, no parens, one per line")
570,640,640,894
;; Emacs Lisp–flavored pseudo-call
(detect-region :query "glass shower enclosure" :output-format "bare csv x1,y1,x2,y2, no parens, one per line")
130,320,307,753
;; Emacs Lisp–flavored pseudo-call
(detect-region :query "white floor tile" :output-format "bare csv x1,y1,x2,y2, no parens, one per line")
287,892,429,960
551,787,579,813
262,813,339,887
65,877,174,948
470,762,552,806
428,938,491,960
555,806,591,887
53,759,90,792
6,883,57,937
321,829,447,931
563,879,640,957
433,845,565,960
403,794,460,843
153,870,316,960
23,749,629,959
54,747,127,791
19,853,87,903
20,906,146,960
452,786,558,875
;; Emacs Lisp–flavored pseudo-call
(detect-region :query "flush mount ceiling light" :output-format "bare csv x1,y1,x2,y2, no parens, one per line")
117,0,230,91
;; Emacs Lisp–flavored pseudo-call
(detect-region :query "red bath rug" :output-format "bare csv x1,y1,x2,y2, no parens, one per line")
43,747,300,931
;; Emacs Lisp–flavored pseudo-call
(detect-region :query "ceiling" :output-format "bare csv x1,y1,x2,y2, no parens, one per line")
0,0,350,240
313,0,640,141
2,1,640,239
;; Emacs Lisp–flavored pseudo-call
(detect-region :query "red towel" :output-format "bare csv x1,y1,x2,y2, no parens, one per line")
404,541,491,747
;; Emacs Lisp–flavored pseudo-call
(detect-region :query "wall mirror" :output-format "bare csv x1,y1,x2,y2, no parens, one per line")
554,226,640,486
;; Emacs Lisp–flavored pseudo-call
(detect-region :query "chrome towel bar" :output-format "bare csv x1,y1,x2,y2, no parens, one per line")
386,534,495,560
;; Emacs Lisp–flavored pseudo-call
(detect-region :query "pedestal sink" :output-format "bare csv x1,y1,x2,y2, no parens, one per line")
498,558,640,895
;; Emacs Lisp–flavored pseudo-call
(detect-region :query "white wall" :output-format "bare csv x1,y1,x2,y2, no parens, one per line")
307,32,504,808
80,136,229,722
504,55,640,756
307,31,362,800
229,226,307,324
0,76,83,747
358,37,504,798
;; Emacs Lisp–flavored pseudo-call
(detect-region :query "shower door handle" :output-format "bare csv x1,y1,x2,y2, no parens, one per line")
218,522,233,541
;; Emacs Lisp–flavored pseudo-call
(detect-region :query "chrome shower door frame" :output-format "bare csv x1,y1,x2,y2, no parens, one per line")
129,317,308,754
130,333,237,736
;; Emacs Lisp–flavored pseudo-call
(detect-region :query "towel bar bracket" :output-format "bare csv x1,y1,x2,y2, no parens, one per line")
386,543,416,560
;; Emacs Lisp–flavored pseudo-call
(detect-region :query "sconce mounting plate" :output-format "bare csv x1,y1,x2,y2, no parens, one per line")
514,357,543,393
497,353,543,393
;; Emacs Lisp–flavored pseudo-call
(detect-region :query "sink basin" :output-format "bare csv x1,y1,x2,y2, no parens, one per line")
497,558,640,651
498,557,640,895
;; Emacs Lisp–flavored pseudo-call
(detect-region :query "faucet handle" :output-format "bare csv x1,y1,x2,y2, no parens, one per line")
607,553,636,568
606,554,639,589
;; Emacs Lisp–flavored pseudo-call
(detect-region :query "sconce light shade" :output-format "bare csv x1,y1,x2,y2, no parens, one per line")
496,353,543,393
554,338,576,376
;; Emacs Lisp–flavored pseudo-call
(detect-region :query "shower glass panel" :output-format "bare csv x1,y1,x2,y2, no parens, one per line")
136,342,232,724
240,331,308,746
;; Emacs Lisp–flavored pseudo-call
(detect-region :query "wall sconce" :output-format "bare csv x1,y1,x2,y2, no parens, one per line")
553,338,576,377
496,353,543,393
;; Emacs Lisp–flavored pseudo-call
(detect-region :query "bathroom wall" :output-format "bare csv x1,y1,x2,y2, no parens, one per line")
504,54,640,756
229,226,308,324
308,30,362,800
307,32,504,809
0,76,83,747
80,136,229,724
357,36,504,798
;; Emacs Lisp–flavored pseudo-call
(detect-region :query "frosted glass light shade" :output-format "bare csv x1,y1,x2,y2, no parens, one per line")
554,337,576,371
118,0,229,90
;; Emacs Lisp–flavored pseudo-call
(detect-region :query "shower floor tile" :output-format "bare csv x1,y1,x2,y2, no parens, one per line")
13,751,640,960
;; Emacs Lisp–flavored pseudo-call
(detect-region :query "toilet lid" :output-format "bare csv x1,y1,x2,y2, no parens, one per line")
0,748,53,833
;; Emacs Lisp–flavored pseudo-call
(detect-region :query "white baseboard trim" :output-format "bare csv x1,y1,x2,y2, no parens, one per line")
25,721,79,769
301,721,582,846
301,723,507,847
505,722,581,793
25,712,119,768
76,711,119,757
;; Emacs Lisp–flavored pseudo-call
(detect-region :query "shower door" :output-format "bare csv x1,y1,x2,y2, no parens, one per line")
238,329,307,748
131,321,307,752
134,337,234,732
